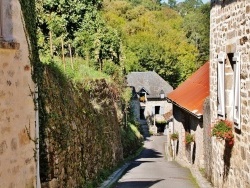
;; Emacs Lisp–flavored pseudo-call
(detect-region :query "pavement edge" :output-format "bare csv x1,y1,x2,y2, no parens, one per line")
99,162,130,188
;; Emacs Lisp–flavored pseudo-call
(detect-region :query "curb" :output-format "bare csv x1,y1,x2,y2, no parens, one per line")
99,162,130,188
174,158,213,188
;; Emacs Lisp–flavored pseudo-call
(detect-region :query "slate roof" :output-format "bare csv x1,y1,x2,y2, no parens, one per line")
127,71,173,98
167,62,209,118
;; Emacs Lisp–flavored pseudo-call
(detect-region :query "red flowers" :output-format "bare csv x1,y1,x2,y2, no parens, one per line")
212,120,234,146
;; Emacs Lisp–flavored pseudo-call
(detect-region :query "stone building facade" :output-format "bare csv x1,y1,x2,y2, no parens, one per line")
209,0,250,187
0,0,37,187
127,71,173,133
167,62,209,169
171,106,205,168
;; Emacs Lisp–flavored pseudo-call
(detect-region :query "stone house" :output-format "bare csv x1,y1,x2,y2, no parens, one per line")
208,0,250,187
167,62,209,168
0,0,38,187
127,71,173,133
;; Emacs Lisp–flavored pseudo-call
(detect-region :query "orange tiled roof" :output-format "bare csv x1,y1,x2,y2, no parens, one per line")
167,62,209,118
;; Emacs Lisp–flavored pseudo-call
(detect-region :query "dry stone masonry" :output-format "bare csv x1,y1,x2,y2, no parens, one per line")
209,0,250,187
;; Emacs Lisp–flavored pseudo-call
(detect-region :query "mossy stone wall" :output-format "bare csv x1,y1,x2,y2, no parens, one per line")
40,64,123,187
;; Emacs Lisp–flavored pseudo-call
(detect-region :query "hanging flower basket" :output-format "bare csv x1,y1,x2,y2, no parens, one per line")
212,119,234,146
170,132,179,140
185,133,195,145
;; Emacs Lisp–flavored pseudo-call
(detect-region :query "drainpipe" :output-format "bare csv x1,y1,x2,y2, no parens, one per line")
35,85,41,188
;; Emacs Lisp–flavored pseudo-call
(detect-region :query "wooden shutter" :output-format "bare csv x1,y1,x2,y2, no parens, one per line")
160,106,164,115
151,107,155,115
233,52,241,129
217,52,226,119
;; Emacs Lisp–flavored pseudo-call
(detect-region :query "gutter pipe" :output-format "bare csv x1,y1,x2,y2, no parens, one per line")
35,85,41,188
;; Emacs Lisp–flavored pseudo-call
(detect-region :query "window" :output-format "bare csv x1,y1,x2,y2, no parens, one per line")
217,52,226,119
155,106,160,114
152,106,164,115
0,0,19,49
233,52,241,129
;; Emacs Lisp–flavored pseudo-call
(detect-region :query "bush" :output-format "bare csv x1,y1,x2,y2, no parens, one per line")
121,123,143,158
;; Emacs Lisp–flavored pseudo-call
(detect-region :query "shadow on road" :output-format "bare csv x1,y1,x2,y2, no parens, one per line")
136,148,163,159
114,179,164,188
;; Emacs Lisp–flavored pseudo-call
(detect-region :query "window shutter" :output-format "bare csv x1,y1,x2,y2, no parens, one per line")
151,107,155,115
233,52,241,129
217,52,226,119
160,106,164,115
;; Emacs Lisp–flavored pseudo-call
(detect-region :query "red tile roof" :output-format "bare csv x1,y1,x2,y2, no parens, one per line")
167,62,209,118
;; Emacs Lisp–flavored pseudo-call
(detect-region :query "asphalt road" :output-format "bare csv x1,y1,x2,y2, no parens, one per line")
114,135,198,188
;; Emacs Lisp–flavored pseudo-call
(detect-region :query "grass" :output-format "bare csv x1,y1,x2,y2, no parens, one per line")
188,172,200,188
40,56,111,83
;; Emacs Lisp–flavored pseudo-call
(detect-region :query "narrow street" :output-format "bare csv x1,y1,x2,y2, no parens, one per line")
114,135,198,188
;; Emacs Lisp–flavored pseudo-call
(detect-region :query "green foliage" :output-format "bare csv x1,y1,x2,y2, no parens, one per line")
212,120,234,146
185,133,195,144
39,60,126,185
121,123,143,158
121,87,132,107
37,0,122,72
182,3,210,65
103,1,199,87
170,132,179,140
156,119,166,125
19,0,42,81
177,0,204,15
168,0,177,8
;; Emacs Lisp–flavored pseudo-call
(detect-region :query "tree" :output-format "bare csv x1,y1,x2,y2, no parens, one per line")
168,0,177,8
37,0,122,73
103,3,199,87
37,0,92,54
182,3,210,65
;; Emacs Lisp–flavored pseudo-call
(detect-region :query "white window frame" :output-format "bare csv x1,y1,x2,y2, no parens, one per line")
233,52,241,129
160,106,164,115
151,106,155,115
217,52,226,119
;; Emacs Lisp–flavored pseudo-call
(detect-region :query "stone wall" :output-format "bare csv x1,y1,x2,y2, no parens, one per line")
210,0,250,187
0,0,36,187
172,106,204,168
40,66,124,187
203,97,212,182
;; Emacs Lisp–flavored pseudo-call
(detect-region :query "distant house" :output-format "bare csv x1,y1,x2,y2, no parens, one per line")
127,71,173,133
167,62,209,168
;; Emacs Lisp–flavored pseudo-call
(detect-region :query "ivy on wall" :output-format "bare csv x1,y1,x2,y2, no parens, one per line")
18,1,143,187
